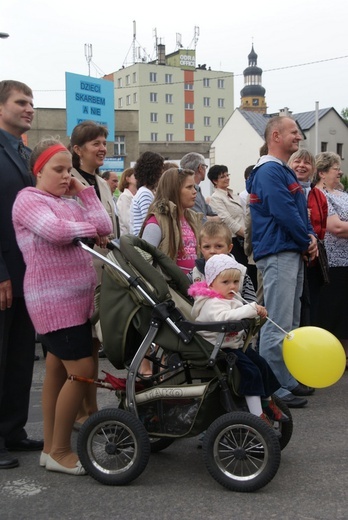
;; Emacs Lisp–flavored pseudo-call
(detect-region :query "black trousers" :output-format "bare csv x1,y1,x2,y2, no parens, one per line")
0,297,35,449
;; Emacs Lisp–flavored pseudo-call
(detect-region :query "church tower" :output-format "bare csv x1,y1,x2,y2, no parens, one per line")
240,45,267,113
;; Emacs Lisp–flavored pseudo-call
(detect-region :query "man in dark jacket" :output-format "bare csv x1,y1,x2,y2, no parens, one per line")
246,116,317,408
0,80,43,469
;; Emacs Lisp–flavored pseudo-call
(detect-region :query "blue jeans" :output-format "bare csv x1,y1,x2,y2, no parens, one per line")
256,252,304,398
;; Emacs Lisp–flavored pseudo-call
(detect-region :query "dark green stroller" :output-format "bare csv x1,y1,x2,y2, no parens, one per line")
75,235,293,492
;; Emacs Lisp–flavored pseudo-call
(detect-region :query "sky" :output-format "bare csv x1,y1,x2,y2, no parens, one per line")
2,0,348,116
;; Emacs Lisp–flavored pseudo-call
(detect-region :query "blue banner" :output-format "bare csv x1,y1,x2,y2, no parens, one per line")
65,72,115,140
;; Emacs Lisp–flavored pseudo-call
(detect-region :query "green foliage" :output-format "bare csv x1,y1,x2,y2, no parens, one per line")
340,175,348,192
341,108,348,120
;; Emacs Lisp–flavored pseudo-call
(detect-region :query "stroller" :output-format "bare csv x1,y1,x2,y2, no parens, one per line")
74,235,293,492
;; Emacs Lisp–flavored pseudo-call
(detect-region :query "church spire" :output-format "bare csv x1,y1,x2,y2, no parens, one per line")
240,44,267,113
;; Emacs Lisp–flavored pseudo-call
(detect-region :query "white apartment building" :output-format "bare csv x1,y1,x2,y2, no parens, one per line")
107,46,234,146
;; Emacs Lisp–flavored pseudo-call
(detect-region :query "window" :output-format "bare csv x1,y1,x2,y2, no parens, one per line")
150,92,158,102
165,74,173,84
337,143,344,159
185,123,194,129
166,114,173,124
166,133,173,142
126,95,131,106
133,92,138,103
204,136,211,142
185,102,194,109
321,142,328,152
165,93,173,104
150,72,157,82
184,83,193,90
150,113,158,123
217,79,224,89
114,136,125,156
151,133,158,142
118,98,123,108
218,98,225,108
203,97,210,107
204,116,211,126
218,117,225,127
132,72,137,83
126,75,130,86
117,78,123,88
203,78,210,87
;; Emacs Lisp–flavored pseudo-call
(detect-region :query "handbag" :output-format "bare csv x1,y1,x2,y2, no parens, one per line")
310,187,330,285
316,239,330,285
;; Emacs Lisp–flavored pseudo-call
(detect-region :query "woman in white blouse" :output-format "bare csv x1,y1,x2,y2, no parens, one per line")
208,165,247,267
116,167,137,235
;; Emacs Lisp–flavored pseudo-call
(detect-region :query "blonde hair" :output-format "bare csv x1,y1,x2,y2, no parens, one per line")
199,221,231,246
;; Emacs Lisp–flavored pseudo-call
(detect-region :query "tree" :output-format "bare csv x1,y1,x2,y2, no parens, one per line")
341,108,348,120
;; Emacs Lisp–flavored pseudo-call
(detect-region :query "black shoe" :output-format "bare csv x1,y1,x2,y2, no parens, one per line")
6,438,44,452
292,383,315,396
0,449,19,469
280,394,308,408
98,347,107,359
34,354,40,361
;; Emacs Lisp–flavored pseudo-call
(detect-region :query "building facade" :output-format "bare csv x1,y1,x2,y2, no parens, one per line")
107,47,234,148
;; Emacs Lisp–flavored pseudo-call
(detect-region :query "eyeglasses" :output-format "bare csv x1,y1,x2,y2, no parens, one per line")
201,164,208,169
218,173,230,179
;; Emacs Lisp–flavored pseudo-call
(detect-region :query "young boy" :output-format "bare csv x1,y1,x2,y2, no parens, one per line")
188,221,257,304
188,254,288,427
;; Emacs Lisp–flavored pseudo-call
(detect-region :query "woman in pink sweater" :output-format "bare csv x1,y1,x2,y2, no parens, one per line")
12,138,112,476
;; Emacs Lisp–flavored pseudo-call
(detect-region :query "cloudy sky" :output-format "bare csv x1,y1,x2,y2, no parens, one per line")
2,0,347,116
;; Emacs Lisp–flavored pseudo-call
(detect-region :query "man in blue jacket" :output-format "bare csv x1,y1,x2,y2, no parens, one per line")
246,116,317,408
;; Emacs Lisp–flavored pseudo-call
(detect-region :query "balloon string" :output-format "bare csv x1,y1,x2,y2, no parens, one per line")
231,291,293,339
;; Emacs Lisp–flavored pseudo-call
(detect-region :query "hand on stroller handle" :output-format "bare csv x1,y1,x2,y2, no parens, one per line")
73,237,116,250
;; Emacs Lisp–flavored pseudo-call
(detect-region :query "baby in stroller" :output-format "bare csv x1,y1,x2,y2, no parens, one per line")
75,235,293,492
188,254,288,432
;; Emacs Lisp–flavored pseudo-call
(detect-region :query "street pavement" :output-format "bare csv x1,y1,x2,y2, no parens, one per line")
1,345,348,520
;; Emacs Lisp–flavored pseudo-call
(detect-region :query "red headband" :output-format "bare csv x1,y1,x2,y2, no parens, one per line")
33,144,69,175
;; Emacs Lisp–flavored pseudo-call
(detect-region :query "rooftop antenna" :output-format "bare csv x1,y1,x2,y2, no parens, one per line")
84,43,92,76
176,33,183,50
188,26,200,50
123,20,150,66
194,26,200,50
132,20,137,64
153,28,158,60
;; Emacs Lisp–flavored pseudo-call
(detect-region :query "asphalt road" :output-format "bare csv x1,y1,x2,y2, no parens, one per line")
1,346,348,520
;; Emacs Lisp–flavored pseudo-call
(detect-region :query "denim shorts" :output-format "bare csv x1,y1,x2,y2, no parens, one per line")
40,322,93,360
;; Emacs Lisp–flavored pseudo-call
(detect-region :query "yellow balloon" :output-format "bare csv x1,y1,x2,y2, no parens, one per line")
283,326,346,388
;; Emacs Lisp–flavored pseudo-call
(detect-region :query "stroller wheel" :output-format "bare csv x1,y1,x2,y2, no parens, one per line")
77,408,151,486
271,395,293,451
203,411,281,492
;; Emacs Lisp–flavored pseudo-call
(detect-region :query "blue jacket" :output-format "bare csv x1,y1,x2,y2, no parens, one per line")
246,155,314,262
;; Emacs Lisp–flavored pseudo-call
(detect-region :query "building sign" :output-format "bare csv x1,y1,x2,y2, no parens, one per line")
65,72,115,139
166,49,196,70
99,157,124,173
179,53,195,67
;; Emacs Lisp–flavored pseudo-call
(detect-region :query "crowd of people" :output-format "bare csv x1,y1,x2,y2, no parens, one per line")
1,79,346,476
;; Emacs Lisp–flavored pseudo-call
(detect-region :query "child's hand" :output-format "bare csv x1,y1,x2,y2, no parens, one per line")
256,305,267,318
65,177,87,197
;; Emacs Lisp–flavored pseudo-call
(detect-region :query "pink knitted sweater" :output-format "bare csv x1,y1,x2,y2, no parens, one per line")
12,186,112,334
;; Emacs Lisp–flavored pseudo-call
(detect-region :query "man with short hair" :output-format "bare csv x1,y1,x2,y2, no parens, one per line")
180,152,219,223
101,170,119,198
246,116,317,408
0,80,43,469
